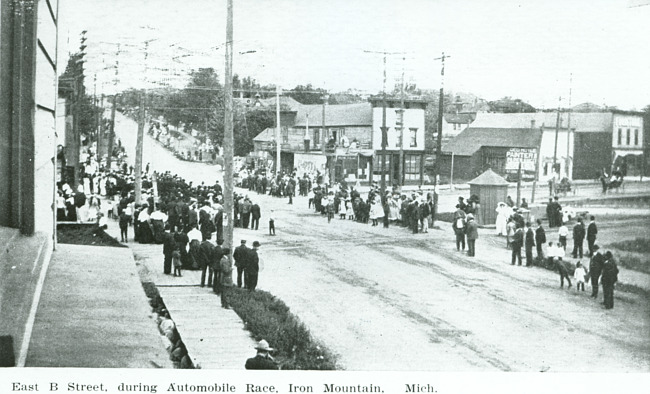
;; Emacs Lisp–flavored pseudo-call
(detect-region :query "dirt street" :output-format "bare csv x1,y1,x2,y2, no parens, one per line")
112,114,650,372
245,192,650,372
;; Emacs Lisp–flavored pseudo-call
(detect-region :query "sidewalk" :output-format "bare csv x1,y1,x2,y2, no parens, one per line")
105,221,257,369
24,244,172,368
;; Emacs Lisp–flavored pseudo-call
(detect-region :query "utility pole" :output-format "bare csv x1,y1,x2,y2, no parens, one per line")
134,90,145,204
321,93,329,185
97,93,104,164
566,73,573,179
397,56,406,187
553,96,562,181
223,0,235,249
381,54,388,194
106,43,120,172
107,94,116,171
364,50,406,194
433,52,450,219
276,85,281,174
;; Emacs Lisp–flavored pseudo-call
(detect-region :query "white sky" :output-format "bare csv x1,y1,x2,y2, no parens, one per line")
58,0,650,110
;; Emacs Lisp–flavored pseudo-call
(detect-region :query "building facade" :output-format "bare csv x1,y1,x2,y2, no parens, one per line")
0,0,58,236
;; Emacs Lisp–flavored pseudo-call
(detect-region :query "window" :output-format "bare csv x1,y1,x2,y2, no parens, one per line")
282,127,289,143
404,154,421,180
373,154,389,175
627,129,631,145
313,129,320,146
396,133,402,148
635,129,639,146
618,128,622,145
409,128,418,147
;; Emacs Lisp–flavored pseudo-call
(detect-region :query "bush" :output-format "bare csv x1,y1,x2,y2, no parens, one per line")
226,287,338,370
57,223,126,247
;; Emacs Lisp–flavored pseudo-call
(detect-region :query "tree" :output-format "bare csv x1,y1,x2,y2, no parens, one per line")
286,84,338,105
488,97,536,113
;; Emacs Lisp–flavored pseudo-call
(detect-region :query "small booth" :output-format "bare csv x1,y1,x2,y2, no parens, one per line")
468,169,509,226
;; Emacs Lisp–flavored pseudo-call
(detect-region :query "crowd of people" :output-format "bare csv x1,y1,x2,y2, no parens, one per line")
491,193,620,309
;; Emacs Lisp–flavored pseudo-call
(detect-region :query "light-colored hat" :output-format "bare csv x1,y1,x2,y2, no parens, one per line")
255,339,274,352
467,213,474,220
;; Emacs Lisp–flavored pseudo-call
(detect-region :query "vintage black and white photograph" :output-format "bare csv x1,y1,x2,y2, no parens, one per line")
1,0,650,387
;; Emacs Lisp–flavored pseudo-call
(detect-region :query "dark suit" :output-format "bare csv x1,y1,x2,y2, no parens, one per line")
212,245,225,294
214,209,223,242
198,241,214,287
250,204,261,230
511,228,523,265
525,227,535,266
246,248,260,291
587,222,598,256
199,208,214,241
601,259,619,309
535,226,546,259
245,354,278,370
233,245,249,288
465,220,478,257
589,252,604,297
572,223,585,258
162,232,175,274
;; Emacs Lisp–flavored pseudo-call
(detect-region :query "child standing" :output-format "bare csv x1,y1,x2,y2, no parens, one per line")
269,210,275,236
119,210,129,242
172,246,182,277
573,261,587,292
558,224,569,250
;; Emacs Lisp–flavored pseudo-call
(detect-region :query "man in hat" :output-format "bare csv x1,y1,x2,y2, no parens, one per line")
465,214,478,257
511,224,524,266
524,221,535,267
233,240,249,288
246,241,261,291
245,340,278,370
587,216,598,257
601,251,619,309
572,217,586,258
589,245,604,298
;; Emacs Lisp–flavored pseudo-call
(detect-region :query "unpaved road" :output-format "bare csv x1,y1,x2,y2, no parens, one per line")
249,194,650,372
113,114,650,372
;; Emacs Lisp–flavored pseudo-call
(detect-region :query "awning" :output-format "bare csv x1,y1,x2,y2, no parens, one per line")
613,149,644,158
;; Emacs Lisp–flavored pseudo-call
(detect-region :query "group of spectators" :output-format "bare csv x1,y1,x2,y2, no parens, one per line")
491,193,621,310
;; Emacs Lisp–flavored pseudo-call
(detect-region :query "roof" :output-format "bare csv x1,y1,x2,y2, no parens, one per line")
258,96,304,111
442,127,542,156
470,112,614,133
253,127,276,142
468,169,509,185
444,113,476,124
294,102,372,127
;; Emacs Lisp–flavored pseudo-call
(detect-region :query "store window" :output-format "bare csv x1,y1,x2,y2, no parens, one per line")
373,154,388,175
409,128,418,147
404,154,421,180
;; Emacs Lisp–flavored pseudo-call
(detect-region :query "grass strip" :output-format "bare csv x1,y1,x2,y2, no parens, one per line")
226,287,338,370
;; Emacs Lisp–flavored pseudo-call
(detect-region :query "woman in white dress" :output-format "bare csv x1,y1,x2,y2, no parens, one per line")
495,202,510,236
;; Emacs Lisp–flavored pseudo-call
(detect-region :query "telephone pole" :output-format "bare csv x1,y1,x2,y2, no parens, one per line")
364,50,406,194
106,44,120,172
276,85,281,173
433,52,450,217
566,73,573,179
397,56,406,187
223,0,235,249
134,90,145,204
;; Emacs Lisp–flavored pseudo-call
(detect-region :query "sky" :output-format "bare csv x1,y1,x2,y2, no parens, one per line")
58,0,650,110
